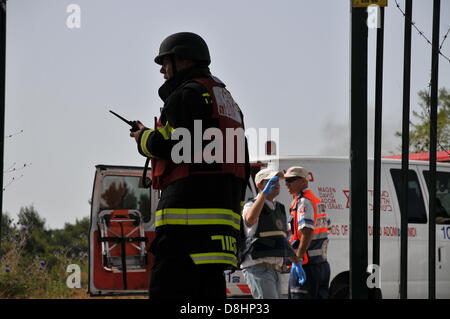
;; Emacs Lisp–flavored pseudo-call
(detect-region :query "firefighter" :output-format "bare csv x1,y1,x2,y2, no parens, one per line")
130,32,250,300
285,166,330,299
240,168,296,299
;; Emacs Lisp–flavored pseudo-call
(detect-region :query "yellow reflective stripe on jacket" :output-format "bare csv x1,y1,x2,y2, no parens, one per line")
155,208,240,230
190,252,237,267
140,129,154,158
156,122,175,140
202,92,211,104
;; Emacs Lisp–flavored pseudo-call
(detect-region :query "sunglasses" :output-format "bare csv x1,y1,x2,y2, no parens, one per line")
285,177,300,183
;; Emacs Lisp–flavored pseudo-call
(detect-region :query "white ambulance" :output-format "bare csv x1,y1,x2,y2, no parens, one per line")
88,155,450,298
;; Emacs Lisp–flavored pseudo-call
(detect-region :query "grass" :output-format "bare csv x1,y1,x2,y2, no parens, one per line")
0,230,85,298
0,228,138,299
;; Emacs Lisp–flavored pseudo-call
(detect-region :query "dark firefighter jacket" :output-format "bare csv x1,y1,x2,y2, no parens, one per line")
136,65,250,269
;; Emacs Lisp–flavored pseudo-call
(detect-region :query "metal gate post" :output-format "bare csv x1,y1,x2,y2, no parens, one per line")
372,5,385,299
400,0,413,300
0,0,7,253
350,2,369,299
428,0,440,300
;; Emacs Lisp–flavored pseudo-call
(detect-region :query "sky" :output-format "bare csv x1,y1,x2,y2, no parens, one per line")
3,0,450,229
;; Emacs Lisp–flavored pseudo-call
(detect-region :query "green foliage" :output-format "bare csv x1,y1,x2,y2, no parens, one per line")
0,206,89,298
17,205,46,231
396,87,450,153
1,212,16,242
50,217,90,259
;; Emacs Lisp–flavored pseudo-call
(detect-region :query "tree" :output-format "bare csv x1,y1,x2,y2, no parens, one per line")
0,212,16,256
50,216,89,258
4,205,90,270
396,87,450,153
17,206,50,255
17,205,46,231
0,211,15,237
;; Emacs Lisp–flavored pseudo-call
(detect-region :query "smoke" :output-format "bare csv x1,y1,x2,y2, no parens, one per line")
319,106,401,157
319,119,349,156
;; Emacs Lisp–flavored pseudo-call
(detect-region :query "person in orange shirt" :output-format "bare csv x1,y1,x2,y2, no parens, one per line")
285,166,330,299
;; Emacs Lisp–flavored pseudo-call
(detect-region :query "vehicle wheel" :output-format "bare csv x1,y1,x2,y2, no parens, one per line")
368,287,382,299
329,281,349,299
330,283,382,299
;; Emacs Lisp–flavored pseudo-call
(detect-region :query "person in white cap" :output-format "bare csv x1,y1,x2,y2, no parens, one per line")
285,166,330,299
240,168,296,299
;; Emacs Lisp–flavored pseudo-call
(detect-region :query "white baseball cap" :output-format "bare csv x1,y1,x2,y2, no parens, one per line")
255,168,284,185
284,166,309,179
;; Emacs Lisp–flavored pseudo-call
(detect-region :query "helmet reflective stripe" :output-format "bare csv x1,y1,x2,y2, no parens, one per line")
190,252,237,267
155,208,241,230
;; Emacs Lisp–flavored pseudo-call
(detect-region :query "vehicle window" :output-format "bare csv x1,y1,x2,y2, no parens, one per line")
99,175,151,222
423,171,450,225
390,169,427,224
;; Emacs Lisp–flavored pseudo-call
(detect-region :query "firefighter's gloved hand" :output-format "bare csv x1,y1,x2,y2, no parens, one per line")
262,176,279,196
291,261,306,285
130,121,146,141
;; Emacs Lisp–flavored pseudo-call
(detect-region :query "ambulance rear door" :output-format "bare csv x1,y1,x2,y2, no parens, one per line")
88,165,158,296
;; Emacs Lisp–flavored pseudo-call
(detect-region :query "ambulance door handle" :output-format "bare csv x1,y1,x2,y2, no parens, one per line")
438,247,442,269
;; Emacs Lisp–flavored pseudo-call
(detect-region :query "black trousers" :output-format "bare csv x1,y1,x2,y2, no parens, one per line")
149,253,227,300
288,261,330,299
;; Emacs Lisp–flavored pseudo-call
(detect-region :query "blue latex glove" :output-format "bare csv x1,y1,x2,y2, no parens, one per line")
262,176,279,196
291,261,307,285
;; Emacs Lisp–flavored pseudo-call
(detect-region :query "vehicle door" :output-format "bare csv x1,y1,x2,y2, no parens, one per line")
88,165,158,296
386,165,429,298
366,161,401,298
417,165,450,298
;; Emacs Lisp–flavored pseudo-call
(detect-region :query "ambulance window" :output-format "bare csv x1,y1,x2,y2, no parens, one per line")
390,169,427,224
99,175,152,222
423,171,450,225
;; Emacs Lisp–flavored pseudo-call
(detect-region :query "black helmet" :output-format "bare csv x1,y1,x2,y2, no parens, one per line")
154,32,211,66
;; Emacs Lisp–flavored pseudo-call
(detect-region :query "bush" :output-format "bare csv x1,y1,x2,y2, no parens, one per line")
0,208,89,299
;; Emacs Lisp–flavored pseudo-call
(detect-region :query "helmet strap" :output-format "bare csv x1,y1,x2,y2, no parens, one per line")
170,56,177,75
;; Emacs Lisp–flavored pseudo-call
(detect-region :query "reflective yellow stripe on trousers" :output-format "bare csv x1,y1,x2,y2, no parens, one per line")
155,208,241,231
190,252,237,267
